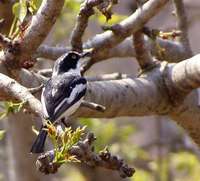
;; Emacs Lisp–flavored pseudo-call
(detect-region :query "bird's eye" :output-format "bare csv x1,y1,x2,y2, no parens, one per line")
71,54,77,60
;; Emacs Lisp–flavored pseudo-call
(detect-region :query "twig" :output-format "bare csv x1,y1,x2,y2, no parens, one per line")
81,100,105,112
172,0,192,57
28,84,43,94
0,33,12,49
0,19,4,26
80,57,93,74
133,30,155,70
70,0,103,52
30,71,48,83
37,69,52,77
36,133,135,178
86,73,128,82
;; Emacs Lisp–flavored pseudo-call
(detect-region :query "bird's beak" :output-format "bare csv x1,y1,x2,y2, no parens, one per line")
80,50,92,58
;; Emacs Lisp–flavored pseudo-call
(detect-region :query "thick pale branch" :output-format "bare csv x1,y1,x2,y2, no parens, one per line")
75,72,170,118
0,68,170,119
0,73,43,118
166,54,200,95
170,91,200,146
20,0,64,59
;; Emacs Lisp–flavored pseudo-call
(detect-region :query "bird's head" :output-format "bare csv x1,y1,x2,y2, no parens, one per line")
53,51,90,76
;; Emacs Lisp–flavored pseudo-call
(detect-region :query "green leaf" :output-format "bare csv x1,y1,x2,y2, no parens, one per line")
97,14,127,25
28,0,42,14
12,1,27,23
3,101,26,115
12,3,20,17
65,0,80,12
0,130,6,140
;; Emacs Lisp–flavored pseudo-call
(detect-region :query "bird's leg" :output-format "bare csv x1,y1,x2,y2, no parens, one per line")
60,117,69,127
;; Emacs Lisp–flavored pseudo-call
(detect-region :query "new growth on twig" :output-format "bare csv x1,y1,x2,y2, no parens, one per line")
36,130,135,178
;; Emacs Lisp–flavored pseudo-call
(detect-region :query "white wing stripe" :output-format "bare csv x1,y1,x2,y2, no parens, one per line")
41,88,49,118
54,83,86,115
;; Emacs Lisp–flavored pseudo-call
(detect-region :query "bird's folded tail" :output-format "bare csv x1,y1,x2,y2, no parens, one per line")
30,125,47,154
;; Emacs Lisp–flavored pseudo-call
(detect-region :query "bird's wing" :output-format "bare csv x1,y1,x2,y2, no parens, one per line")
41,75,87,121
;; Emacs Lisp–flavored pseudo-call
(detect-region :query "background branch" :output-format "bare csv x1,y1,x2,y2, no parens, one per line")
36,35,188,64
133,30,155,69
86,0,168,65
173,0,192,57
70,0,103,52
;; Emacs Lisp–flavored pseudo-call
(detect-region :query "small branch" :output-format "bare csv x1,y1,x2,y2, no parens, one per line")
86,73,128,82
37,69,52,77
172,0,192,57
133,30,155,70
36,133,135,178
80,57,93,74
81,100,106,112
70,0,103,52
30,71,48,84
28,84,43,94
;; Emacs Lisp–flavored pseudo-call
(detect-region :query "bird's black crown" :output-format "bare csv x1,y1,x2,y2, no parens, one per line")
54,51,81,74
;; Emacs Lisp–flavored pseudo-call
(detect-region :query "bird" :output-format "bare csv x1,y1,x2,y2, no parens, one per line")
30,51,88,153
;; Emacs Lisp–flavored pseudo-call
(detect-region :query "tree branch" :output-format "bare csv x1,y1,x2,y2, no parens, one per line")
165,54,200,97
85,0,168,64
0,73,43,118
133,30,155,69
81,100,106,112
172,0,192,57
19,0,64,62
70,0,103,52
36,35,187,64
86,73,128,82
36,133,135,178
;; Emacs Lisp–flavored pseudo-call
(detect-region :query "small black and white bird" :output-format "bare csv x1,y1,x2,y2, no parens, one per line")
30,51,88,153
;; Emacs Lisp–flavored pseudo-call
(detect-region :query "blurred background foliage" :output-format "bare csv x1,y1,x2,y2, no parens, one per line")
1,0,200,181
